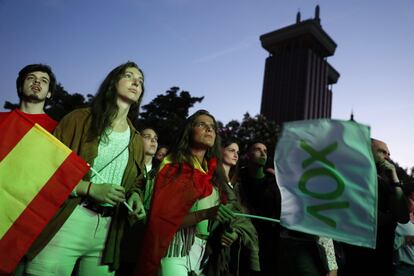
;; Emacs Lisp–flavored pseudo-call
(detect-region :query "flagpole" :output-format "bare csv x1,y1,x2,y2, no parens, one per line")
89,167,144,217
234,212,280,223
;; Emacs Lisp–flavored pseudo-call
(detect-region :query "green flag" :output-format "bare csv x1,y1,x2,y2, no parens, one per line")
275,119,377,248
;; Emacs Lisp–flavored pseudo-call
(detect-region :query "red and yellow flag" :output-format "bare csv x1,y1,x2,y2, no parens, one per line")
0,110,89,274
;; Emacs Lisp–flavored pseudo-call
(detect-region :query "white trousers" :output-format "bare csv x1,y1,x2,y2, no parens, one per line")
160,237,207,276
25,205,114,276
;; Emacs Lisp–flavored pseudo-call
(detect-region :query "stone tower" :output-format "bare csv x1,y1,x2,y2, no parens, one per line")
260,6,340,125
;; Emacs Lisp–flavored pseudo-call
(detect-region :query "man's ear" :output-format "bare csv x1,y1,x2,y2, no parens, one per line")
46,91,51,99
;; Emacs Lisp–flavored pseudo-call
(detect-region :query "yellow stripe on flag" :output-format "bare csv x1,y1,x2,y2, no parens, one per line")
0,124,71,239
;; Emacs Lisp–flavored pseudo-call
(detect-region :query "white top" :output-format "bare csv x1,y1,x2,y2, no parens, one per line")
91,128,130,205
395,220,414,265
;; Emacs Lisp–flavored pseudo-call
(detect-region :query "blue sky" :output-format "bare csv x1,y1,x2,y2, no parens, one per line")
0,0,413,169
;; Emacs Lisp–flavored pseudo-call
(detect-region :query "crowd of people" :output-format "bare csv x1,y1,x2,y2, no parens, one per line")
1,62,414,276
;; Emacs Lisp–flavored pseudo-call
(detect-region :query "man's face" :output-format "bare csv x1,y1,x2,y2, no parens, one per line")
141,128,158,156
371,139,391,163
248,143,267,166
22,71,51,103
191,114,216,149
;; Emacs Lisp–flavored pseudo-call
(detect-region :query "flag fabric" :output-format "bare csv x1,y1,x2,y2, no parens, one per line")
0,110,90,274
136,157,216,276
275,119,377,249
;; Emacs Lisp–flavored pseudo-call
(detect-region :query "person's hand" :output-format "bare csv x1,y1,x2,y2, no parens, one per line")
89,183,125,205
127,192,146,220
221,229,238,247
203,204,235,223
378,160,399,183
215,204,235,224
378,159,395,172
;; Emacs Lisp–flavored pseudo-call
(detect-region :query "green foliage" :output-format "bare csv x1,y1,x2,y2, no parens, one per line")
45,84,92,121
137,86,204,146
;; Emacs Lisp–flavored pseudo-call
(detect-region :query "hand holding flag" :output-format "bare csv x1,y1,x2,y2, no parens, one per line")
89,167,146,220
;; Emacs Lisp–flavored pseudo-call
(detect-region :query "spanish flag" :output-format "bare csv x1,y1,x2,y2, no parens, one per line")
0,110,90,274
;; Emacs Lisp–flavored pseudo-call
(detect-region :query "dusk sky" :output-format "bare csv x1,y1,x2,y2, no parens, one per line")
0,0,413,169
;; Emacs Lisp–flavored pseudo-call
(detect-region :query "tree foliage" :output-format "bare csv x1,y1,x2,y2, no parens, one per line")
137,86,204,146
45,84,92,121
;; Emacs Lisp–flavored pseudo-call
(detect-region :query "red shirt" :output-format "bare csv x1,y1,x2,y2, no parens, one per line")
0,110,57,133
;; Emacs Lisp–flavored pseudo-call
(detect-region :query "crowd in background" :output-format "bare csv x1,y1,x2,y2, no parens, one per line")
1,62,414,276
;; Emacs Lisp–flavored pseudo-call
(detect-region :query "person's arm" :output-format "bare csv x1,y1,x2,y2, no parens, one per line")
220,228,239,247
318,237,338,276
379,160,410,224
181,207,216,227
124,129,147,219
390,186,410,223
74,180,126,205
124,129,146,201
180,205,235,228
54,109,121,202
127,191,146,220
394,230,406,250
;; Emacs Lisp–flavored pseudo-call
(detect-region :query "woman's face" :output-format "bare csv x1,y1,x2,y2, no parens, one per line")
155,147,168,161
116,67,143,104
191,114,216,149
222,143,239,167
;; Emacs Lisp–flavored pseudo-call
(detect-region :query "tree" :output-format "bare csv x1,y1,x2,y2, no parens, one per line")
45,84,92,121
137,86,204,146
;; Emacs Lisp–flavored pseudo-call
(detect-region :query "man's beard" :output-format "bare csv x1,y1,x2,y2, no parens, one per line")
21,93,46,104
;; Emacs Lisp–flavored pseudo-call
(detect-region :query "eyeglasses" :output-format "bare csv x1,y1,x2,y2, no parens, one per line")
194,122,216,132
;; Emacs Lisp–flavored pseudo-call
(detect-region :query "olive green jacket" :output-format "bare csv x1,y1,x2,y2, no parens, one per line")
26,108,145,271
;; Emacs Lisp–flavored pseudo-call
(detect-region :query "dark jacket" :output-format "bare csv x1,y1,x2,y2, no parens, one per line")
202,182,260,275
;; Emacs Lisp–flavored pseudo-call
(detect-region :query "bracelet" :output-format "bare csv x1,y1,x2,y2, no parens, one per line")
86,182,92,197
